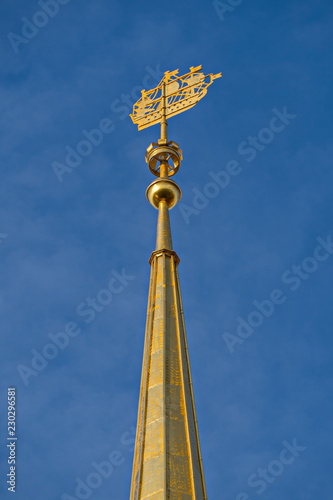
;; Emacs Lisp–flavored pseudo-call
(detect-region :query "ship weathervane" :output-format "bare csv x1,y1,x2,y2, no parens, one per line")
130,65,222,140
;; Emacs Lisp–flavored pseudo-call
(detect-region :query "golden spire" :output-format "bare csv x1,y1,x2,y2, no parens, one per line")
129,66,221,500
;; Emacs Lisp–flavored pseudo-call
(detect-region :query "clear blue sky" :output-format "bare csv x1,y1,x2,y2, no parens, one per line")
0,0,333,499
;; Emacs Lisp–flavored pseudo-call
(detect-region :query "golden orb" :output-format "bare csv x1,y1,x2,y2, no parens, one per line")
146,178,182,209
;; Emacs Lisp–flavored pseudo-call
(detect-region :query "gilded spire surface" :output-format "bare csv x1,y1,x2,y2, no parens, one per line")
129,66,221,500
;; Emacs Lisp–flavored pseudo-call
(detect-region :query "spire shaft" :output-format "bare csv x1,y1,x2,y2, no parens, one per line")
156,200,173,251
130,199,207,500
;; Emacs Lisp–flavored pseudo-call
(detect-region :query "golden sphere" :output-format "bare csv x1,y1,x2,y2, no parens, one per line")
146,179,182,209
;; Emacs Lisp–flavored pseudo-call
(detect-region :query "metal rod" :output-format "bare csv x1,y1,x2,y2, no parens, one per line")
160,161,168,178
160,81,168,143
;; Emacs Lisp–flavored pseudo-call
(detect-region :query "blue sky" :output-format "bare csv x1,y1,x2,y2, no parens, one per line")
0,0,333,498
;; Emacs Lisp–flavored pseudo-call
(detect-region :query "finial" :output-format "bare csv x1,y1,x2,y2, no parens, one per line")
130,65,221,210
145,141,182,178
146,178,181,210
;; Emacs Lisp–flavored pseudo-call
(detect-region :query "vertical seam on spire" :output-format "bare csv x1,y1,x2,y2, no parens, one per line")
174,263,208,500
171,256,196,499
162,253,168,500
130,256,157,500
